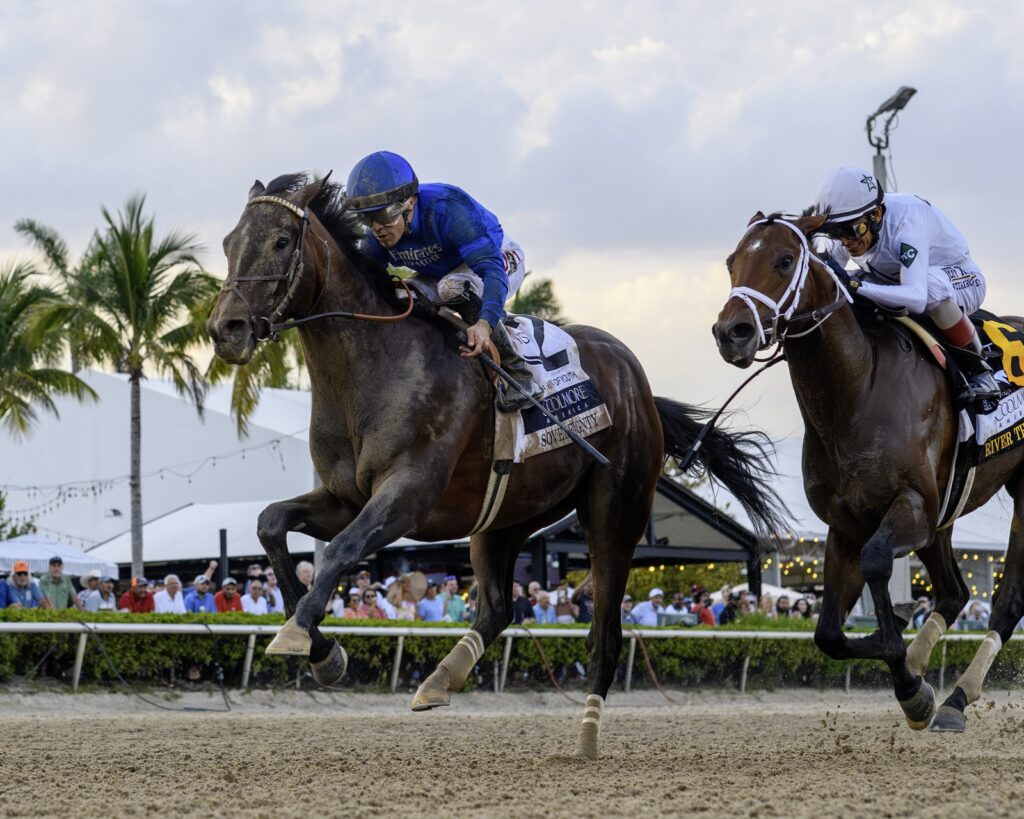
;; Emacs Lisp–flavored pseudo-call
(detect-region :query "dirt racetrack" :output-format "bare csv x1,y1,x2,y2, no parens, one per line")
4,687,1024,818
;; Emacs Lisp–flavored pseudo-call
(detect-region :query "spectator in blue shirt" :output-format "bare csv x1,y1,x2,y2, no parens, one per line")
6,561,48,609
0,575,9,609
185,575,217,614
532,591,557,625
417,583,445,622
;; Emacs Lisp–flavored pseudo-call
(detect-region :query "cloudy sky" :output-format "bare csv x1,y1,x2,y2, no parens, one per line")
4,0,1024,438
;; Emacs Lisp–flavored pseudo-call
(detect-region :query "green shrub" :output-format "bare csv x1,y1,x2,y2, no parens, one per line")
1,609,1020,693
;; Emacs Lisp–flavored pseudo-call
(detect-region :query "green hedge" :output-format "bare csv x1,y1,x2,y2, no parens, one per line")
1,609,1021,692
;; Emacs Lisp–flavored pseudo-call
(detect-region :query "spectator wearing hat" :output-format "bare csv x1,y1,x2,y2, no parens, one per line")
417,583,445,622
440,575,466,623
6,561,49,609
718,591,742,625
84,577,118,612
78,569,102,605
631,588,664,626
154,574,187,614
39,556,81,610
215,577,243,612
118,577,155,613
241,579,270,615
620,594,638,625
511,580,534,624
532,591,557,625
185,576,217,613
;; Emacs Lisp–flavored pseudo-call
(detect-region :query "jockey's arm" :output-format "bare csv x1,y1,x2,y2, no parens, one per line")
436,199,509,328
857,230,929,315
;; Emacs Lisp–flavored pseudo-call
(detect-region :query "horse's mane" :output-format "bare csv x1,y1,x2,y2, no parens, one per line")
263,173,403,311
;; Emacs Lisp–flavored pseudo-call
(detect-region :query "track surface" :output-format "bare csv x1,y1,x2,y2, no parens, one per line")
3,688,1024,817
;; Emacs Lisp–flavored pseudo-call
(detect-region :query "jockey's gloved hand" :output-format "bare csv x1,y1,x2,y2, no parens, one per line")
460,319,494,359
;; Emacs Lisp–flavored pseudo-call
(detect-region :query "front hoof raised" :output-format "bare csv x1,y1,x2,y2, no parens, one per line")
929,704,967,733
411,667,452,712
265,617,313,656
310,642,348,687
899,679,935,730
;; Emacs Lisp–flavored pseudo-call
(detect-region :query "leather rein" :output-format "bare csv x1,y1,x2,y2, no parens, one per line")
222,193,413,343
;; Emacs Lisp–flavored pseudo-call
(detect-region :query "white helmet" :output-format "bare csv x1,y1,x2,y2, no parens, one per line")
814,166,884,223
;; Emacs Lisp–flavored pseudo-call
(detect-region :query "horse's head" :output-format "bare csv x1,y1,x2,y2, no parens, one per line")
207,175,330,364
712,210,832,368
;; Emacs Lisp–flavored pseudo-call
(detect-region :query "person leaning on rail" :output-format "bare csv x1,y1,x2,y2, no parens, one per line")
812,166,1000,404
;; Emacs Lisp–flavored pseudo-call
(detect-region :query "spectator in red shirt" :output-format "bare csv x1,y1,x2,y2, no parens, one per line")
214,577,243,613
692,588,716,628
118,577,155,613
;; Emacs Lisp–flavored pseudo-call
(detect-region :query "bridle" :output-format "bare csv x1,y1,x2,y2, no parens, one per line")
221,193,413,343
726,216,852,349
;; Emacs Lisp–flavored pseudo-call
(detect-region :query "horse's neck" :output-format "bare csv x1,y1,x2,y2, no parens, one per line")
783,273,874,436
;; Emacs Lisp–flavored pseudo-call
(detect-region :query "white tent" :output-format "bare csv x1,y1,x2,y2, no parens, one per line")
0,533,119,577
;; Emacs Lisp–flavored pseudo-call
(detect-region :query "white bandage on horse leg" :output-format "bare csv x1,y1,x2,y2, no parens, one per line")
906,612,947,677
438,631,486,691
576,694,605,760
957,630,1002,703
581,694,604,726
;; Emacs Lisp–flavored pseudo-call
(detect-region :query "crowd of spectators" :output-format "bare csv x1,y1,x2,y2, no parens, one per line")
620,583,825,627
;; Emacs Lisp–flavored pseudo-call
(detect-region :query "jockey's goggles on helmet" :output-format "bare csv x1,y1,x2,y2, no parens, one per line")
821,216,872,242
356,200,409,228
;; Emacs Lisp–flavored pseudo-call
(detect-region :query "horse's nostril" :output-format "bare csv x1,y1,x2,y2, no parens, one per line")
729,322,755,343
224,319,248,339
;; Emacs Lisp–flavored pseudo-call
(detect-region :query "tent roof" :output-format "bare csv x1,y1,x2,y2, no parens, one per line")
0,533,119,577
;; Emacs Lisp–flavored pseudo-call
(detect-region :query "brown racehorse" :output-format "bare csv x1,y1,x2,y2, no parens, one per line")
712,211,1024,732
207,174,788,758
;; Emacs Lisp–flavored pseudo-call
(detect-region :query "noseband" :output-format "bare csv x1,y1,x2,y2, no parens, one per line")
727,217,852,348
222,194,413,343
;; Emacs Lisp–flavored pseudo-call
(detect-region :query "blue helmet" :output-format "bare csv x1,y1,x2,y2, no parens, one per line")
346,151,419,212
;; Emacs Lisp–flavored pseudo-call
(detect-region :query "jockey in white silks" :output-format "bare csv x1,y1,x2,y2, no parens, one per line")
813,166,1000,403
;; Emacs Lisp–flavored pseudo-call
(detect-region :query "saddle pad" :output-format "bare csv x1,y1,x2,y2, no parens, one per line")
982,319,1024,388
973,389,1024,463
495,315,612,463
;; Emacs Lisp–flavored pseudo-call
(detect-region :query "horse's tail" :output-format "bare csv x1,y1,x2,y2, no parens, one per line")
654,396,790,544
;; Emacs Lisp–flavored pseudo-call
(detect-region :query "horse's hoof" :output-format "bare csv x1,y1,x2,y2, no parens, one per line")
411,668,452,712
310,642,348,687
929,704,967,733
898,680,935,730
265,617,313,656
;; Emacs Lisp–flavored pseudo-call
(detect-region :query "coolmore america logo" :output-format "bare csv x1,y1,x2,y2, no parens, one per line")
976,387,1024,461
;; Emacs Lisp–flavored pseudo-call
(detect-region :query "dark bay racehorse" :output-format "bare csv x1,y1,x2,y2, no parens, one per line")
208,174,787,758
713,211,1024,732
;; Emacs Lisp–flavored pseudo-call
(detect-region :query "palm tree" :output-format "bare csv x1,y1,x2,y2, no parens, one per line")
42,195,218,578
0,261,96,437
506,273,568,325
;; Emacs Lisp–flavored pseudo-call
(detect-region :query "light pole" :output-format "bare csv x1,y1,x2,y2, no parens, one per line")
866,85,916,191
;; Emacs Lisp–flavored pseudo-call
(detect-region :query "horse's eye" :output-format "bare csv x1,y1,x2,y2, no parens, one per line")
275,236,290,250
776,254,794,272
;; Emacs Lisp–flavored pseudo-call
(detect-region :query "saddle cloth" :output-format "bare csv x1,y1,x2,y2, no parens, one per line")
495,315,613,463
471,316,612,534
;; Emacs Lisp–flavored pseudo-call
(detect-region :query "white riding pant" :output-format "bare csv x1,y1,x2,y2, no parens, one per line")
436,239,526,303
926,264,986,315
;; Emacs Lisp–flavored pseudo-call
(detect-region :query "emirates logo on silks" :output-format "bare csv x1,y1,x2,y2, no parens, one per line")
900,243,919,267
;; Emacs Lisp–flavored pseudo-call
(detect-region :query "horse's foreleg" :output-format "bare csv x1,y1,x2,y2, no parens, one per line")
258,488,356,677
860,490,935,729
906,530,967,676
933,476,1024,732
411,525,530,712
814,530,868,659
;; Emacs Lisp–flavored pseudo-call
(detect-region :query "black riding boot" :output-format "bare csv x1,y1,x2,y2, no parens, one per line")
490,321,543,412
948,345,1001,404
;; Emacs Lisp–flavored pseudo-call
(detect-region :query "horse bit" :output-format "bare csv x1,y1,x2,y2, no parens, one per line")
221,194,413,343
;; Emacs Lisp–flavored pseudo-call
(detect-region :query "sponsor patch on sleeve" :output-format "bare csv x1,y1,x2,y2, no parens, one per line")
899,243,918,267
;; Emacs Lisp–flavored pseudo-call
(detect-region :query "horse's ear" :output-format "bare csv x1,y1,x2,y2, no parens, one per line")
747,211,766,226
249,180,266,199
793,212,828,237
297,171,333,207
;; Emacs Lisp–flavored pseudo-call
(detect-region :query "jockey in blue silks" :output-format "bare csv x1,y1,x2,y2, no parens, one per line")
346,151,542,411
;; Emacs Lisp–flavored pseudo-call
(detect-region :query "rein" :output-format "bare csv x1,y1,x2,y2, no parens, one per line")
727,217,852,348
223,194,413,342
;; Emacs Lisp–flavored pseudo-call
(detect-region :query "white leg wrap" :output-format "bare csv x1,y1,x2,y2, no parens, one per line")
581,693,604,726
906,612,947,677
438,631,486,691
576,694,605,760
957,630,1002,704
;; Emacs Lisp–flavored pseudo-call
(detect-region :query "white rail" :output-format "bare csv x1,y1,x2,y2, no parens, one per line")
0,622,1000,694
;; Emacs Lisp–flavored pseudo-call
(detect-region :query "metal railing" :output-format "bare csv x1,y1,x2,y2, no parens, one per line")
0,622,1003,695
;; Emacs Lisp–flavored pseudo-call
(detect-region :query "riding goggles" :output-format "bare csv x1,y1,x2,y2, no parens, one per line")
355,200,409,228
822,217,872,242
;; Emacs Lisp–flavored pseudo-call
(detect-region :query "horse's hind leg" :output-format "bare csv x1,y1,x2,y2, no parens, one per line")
933,473,1024,732
411,523,531,711
258,487,356,677
906,530,968,676
573,462,657,760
